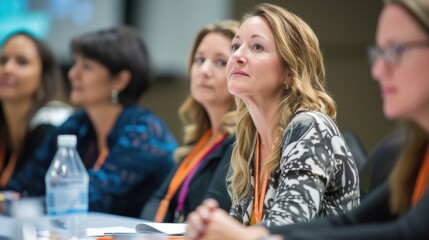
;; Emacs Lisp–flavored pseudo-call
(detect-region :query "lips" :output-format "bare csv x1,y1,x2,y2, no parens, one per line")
0,78,14,87
230,70,249,78
381,86,397,96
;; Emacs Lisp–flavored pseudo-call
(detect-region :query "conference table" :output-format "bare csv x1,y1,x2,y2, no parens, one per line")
0,212,146,239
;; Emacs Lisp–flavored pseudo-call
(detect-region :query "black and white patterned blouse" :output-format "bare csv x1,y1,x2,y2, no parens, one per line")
228,111,360,227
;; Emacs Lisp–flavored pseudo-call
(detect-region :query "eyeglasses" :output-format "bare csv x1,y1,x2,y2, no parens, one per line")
367,40,429,67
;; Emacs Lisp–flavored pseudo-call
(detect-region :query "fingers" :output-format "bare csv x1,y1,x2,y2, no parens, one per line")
202,198,219,210
184,199,221,240
185,206,208,240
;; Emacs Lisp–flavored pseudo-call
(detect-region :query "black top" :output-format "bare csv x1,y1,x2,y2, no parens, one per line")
268,183,428,240
141,135,234,222
359,130,406,196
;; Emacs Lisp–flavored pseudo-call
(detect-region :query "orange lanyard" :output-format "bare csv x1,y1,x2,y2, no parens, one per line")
154,130,227,222
254,134,269,223
92,147,109,171
0,144,18,187
412,146,429,205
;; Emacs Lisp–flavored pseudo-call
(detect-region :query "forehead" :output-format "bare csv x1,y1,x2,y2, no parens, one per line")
197,33,231,51
3,35,38,55
377,4,428,44
236,16,273,39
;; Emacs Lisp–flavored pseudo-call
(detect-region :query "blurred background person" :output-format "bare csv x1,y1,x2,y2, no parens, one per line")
0,32,71,193
185,0,429,239
6,26,177,217
142,20,239,223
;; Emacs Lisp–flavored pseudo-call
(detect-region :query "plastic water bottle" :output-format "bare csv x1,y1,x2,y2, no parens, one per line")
45,135,89,238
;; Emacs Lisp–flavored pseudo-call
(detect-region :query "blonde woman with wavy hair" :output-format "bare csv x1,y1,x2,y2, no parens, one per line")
185,3,360,238
186,0,429,239
142,20,239,223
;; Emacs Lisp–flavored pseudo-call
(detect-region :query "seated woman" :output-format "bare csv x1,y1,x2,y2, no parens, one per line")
6,26,177,217
141,20,239,223
0,32,71,192
228,3,359,227
185,0,429,239
187,2,360,232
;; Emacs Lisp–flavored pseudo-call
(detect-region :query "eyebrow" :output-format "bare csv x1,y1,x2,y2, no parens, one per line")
233,34,268,41
195,51,228,58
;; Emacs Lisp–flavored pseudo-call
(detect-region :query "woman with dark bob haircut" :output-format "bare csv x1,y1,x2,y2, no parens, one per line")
0,31,71,192
7,26,177,217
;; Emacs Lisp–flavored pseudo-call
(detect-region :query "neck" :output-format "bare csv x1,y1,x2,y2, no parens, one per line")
2,99,33,152
205,104,229,143
85,104,123,150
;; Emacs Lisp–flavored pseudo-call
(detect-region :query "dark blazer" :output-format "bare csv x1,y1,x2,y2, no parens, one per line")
141,135,234,223
268,183,428,239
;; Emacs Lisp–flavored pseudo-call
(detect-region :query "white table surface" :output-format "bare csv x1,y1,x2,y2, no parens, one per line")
0,212,142,239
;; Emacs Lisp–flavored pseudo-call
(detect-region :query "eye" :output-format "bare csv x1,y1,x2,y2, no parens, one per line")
0,56,7,65
215,59,227,67
231,43,240,52
193,57,205,65
16,56,29,66
253,44,264,52
391,43,405,55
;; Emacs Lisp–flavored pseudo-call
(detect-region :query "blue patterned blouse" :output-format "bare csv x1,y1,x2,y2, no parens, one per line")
7,104,177,217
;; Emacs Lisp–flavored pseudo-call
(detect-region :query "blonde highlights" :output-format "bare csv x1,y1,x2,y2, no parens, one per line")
228,3,337,204
174,20,239,162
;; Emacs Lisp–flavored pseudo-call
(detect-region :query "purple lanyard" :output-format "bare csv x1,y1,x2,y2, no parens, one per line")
175,137,226,214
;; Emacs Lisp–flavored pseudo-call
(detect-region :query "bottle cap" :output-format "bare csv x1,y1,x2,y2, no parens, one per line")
57,135,77,146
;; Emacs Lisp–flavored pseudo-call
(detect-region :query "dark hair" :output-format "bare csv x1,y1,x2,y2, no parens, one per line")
71,26,153,106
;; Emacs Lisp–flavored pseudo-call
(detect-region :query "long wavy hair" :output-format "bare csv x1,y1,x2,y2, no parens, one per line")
228,3,337,204
386,0,429,215
174,20,240,162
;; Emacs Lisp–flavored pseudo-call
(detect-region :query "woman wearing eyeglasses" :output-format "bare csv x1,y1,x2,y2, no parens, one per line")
184,0,429,239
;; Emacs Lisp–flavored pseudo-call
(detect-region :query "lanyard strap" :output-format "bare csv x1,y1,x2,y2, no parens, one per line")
154,130,226,222
175,135,226,214
412,146,429,205
84,142,109,171
254,134,269,224
0,144,18,187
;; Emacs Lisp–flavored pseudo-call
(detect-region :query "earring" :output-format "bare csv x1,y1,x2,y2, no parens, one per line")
284,84,289,91
111,89,119,104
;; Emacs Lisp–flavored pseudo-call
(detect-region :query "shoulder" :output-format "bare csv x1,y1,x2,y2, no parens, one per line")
282,111,338,146
30,101,73,130
116,105,176,143
121,105,166,127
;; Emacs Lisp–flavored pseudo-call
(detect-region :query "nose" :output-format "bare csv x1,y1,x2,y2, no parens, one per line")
230,47,246,65
1,59,14,74
371,56,391,83
200,60,213,77
68,64,78,82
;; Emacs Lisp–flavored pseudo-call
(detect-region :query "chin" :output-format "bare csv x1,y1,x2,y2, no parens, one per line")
383,107,402,120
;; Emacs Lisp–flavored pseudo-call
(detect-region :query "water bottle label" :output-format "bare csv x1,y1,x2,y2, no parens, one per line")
46,183,88,216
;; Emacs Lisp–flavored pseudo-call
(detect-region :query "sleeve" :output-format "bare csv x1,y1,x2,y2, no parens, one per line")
140,164,178,221
87,116,177,213
203,137,234,212
264,113,339,226
268,185,428,240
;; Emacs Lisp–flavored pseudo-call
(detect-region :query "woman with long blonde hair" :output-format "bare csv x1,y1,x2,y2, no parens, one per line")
185,0,429,239
141,20,239,223
185,3,360,237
